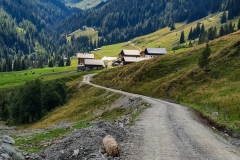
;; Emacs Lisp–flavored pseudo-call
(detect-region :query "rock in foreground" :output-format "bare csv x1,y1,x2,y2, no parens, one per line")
102,135,120,157
39,122,128,159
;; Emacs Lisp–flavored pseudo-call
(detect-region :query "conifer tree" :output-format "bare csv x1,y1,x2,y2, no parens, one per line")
48,59,54,67
66,56,71,66
21,59,26,70
179,31,185,44
198,43,211,71
58,57,64,67
189,41,193,47
188,27,193,40
229,22,235,33
218,26,224,37
200,23,205,34
198,30,208,45
196,22,201,36
170,22,176,31
208,27,217,40
221,11,227,24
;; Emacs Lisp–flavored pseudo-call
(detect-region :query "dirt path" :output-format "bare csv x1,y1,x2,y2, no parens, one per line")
83,74,240,160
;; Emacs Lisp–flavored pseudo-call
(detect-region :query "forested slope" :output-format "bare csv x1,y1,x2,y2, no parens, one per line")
57,0,240,46
1,0,81,33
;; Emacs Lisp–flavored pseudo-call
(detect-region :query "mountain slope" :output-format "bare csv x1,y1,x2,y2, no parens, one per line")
1,0,81,33
57,0,239,46
92,31,240,132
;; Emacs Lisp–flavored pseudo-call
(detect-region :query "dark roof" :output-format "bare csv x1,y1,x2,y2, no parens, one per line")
145,48,167,55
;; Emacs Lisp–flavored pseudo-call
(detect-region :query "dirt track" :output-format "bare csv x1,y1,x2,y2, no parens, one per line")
83,74,240,160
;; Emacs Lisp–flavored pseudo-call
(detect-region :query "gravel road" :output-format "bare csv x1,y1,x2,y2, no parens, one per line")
83,74,240,160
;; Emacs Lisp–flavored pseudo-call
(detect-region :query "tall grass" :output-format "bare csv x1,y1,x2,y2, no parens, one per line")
92,31,240,132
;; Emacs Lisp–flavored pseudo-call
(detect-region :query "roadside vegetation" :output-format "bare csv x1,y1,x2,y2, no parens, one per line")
92,30,240,133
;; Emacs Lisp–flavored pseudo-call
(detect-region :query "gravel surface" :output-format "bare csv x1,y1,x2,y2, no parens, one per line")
84,74,240,160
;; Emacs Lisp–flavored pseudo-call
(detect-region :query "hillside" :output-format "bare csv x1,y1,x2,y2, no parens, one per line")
92,13,240,59
0,0,80,33
57,0,240,47
92,31,240,132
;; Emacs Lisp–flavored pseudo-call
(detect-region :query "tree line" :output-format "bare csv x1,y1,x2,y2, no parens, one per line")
0,79,68,124
179,18,240,45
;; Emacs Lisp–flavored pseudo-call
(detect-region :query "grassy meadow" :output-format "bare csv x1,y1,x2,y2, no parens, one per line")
92,30,240,133
91,42,140,59
0,57,79,90
66,28,98,43
66,0,106,10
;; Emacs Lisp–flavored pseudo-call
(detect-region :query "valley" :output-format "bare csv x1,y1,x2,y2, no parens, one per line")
0,0,240,159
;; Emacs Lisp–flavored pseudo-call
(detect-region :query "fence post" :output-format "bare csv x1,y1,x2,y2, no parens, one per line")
217,104,220,116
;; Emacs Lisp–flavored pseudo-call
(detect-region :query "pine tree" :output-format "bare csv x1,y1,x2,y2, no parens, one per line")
48,60,54,67
21,59,26,70
198,30,208,45
238,19,240,30
58,57,64,67
196,22,201,36
189,40,193,47
13,60,17,71
188,27,193,40
221,11,227,24
179,31,185,44
198,43,211,71
170,22,176,31
200,23,205,34
224,24,230,34
66,56,71,66
229,22,235,33
219,26,225,37
208,27,217,41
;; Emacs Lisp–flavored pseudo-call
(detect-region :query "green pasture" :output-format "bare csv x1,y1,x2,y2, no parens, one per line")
92,42,139,59
66,28,98,43
0,57,79,90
